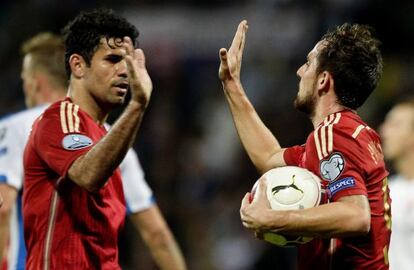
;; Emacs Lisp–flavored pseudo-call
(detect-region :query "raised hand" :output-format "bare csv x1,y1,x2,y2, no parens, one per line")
123,37,153,107
219,20,248,86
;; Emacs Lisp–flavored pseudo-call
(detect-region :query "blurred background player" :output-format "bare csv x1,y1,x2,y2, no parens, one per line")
0,31,185,270
220,21,390,270
380,98,414,270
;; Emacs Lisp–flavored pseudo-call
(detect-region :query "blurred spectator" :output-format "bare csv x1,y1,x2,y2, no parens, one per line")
380,98,414,270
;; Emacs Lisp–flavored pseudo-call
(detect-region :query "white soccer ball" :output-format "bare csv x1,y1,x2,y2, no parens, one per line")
250,166,322,246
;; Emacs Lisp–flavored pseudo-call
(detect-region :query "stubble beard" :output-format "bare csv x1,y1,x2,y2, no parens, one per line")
294,87,316,117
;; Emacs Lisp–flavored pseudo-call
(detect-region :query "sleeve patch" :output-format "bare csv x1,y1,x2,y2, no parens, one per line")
327,177,355,198
62,134,93,150
320,152,345,181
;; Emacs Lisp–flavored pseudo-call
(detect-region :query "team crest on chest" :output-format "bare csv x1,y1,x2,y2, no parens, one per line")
62,134,93,150
320,152,345,181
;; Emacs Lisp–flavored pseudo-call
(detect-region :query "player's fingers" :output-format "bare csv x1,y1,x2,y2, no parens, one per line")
255,231,264,240
124,54,138,82
134,48,146,68
241,192,251,208
123,36,134,57
238,22,248,61
255,178,266,197
229,20,247,55
242,221,250,228
219,48,228,63
240,193,251,219
219,48,230,79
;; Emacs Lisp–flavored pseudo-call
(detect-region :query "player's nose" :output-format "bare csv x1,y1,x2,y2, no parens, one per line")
116,60,128,78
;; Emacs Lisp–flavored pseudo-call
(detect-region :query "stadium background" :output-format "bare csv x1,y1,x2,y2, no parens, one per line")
0,0,412,269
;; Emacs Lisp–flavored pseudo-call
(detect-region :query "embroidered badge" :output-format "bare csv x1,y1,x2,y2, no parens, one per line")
327,177,355,198
320,152,345,181
62,134,93,150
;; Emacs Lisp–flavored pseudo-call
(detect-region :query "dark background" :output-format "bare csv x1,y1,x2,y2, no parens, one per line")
1,0,412,269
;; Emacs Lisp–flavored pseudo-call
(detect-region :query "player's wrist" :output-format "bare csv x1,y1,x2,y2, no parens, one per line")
222,78,242,90
128,98,148,111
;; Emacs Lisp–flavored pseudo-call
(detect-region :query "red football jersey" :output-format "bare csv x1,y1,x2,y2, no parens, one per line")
284,110,391,270
23,98,126,269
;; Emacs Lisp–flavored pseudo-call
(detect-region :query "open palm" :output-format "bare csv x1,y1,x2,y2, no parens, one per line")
123,37,153,107
219,20,248,84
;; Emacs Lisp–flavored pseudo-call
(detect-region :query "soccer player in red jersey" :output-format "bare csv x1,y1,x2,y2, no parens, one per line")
23,9,153,269
219,21,391,270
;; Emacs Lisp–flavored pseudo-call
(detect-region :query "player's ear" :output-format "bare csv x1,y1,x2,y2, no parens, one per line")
69,54,87,78
317,71,332,96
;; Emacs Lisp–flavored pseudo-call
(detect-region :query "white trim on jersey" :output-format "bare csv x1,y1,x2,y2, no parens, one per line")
352,124,366,139
60,101,80,134
314,113,342,160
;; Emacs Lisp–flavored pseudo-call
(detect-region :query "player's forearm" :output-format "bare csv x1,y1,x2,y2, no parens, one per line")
147,234,187,270
68,101,146,192
131,207,187,270
223,82,284,173
0,185,17,264
264,199,370,238
0,215,10,265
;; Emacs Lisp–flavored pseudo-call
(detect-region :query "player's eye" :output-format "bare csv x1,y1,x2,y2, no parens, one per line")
105,55,123,64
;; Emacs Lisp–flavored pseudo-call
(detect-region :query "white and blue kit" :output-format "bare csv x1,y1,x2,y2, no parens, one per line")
0,104,154,270
388,175,414,270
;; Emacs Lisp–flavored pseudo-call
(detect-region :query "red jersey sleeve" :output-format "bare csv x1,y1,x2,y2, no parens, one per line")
283,145,305,166
33,101,94,181
318,122,387,202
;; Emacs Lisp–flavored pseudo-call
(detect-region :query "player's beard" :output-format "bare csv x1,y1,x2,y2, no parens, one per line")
294,85,316,116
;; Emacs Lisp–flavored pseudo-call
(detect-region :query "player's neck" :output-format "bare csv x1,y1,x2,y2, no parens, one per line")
395,153,414,180
311,98,352,128
67,85,108,125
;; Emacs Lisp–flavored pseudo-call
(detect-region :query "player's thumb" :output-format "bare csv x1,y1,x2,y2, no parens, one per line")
241,192,251,208
258,177,267,195
219,48,228,61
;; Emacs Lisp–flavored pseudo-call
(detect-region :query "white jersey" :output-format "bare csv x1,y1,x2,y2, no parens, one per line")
388,175,414,270
0,104,154,270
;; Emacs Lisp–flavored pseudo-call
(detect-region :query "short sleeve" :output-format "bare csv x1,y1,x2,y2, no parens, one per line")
284,145,305,166
0,118,25,189
119,149,154,214
34,110,93,180
319,128,367,201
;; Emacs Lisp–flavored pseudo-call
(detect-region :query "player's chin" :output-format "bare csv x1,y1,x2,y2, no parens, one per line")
111,91,127,104
114,96,126,105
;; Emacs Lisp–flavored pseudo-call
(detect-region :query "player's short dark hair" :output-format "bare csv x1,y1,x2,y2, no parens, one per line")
62,8,139,78
317,23,383,109
21,32,67,89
